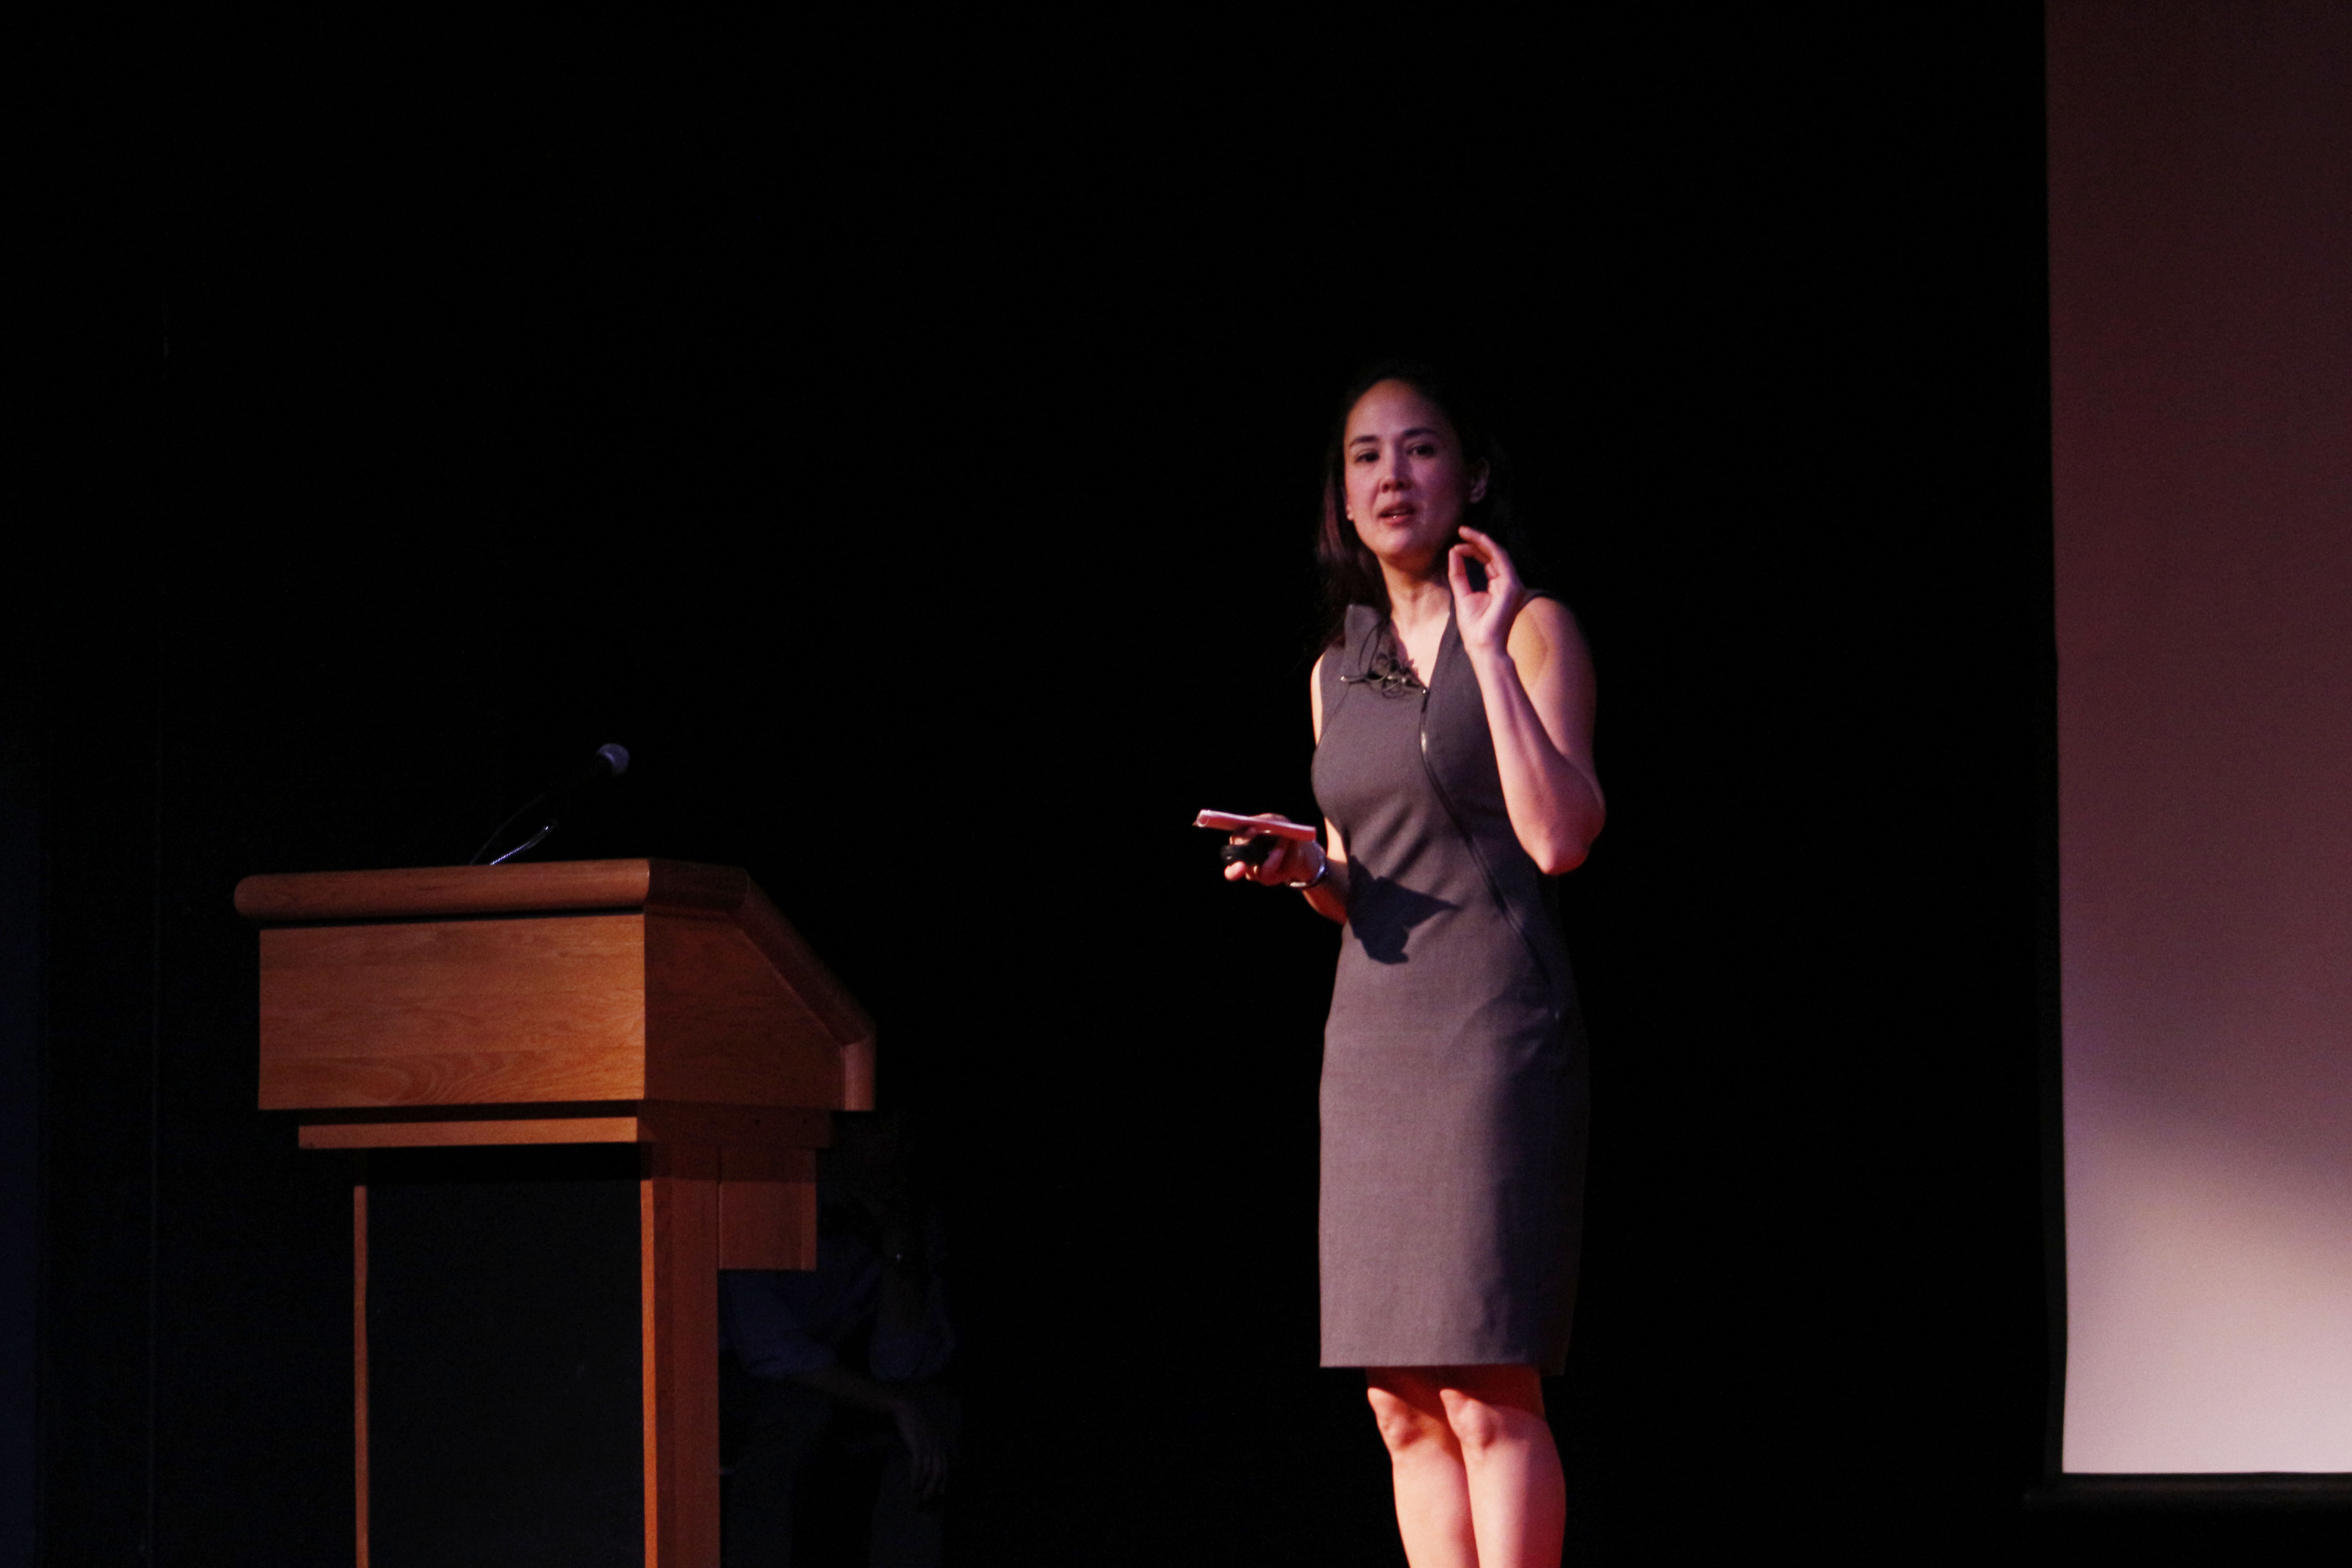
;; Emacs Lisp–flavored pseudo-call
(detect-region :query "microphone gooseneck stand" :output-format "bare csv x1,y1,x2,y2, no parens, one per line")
467,741,632,866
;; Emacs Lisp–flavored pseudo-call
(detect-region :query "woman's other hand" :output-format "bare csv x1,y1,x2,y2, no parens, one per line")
1448,524,1531,657
1223,814,1324,887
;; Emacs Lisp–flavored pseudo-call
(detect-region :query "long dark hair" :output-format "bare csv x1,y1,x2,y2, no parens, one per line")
1314,360,1527,648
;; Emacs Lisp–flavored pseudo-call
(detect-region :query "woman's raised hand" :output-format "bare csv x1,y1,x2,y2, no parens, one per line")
1224,814,1323,887
1448,525,1530,658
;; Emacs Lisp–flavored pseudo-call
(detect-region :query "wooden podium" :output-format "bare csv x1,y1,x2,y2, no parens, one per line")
235,859,873,1568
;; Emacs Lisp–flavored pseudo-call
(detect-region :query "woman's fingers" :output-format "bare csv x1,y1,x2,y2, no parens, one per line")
1455,529,1523,621
1219,819,1321,886
1227,818,1294,882
1458,525,1518,583
1228,828,1259,880
1225,829,1269,883
1448,544,1481,598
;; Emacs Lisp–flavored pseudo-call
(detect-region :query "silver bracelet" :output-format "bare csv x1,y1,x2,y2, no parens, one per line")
1288,848,1331,891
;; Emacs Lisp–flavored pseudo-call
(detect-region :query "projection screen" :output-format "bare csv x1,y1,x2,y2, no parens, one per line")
2051,0,2352,1472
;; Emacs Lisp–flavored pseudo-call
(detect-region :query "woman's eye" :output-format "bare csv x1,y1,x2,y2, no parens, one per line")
1351,450,1377,463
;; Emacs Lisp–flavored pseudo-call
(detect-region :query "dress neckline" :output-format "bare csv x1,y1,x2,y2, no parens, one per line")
1343,603,1452,697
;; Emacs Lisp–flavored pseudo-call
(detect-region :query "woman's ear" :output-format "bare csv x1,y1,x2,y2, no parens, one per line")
1468,463,1490,505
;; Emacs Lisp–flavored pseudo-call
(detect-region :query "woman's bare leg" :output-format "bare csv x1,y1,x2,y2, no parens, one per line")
1365,1369,1478,1568
1438,1365,1564,1568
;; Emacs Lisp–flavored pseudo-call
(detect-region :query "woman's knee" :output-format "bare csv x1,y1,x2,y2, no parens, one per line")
1437,1368,1545,1454
1365,1381,1451,1456
1436,1389,1514,1453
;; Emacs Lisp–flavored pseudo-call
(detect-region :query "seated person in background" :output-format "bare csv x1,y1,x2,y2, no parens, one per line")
721,1109,957,1568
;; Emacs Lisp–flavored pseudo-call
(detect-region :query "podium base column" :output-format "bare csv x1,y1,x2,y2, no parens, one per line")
642,1145,720,1568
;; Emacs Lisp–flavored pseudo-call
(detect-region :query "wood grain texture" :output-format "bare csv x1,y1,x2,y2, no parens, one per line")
635,1102,832,1149
354,1184,370,1568
249,865,873,1118
643,1145,721,1568
730,882,874,1046
301,1117,645,1149
644,915,848,1108
236,860,863,1565
717,1146,818,1271
294,1103,835,1151
235,857,766,924
238,860,659,922
258,915,647,1109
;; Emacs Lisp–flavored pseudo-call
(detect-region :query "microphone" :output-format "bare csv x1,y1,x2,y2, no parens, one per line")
468,743,632,866
547,742,631,799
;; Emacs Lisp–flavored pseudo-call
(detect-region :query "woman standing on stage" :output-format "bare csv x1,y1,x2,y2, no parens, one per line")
1224,366,1602,1568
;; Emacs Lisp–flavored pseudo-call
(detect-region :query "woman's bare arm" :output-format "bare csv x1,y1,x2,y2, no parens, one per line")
1450,529,1605,873
1303,653,1349,921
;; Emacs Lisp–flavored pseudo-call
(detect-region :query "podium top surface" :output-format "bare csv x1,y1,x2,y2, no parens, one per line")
235,858,752,925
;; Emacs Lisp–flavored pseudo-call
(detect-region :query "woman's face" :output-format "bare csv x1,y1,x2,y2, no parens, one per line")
1342,379,1487,575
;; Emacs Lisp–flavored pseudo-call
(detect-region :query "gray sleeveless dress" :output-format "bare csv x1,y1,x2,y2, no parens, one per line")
1311,602,1588,1372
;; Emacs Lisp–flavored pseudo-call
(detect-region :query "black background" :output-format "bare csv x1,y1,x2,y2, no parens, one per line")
364,1149,644,1568
23,9,2289,1563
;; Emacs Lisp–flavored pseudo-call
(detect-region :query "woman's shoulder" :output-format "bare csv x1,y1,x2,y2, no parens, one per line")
1314,603,1380,671
1507,594,1593,681
1514,593,1578,639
